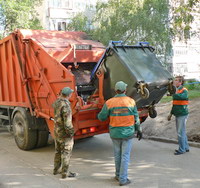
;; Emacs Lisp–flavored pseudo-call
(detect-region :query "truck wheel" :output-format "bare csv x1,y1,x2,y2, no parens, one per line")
36,130,49,148
13,111,37,150
34,118,49,148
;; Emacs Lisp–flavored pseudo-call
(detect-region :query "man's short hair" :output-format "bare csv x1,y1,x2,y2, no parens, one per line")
116,90,125,94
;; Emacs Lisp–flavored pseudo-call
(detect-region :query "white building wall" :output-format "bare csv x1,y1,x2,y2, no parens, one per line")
172,40,200,80
171,2,200,80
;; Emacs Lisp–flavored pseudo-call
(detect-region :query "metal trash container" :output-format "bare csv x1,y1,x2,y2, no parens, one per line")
91,41,173,113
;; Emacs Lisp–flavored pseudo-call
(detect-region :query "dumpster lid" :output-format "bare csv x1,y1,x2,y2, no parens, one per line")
90,41,156,81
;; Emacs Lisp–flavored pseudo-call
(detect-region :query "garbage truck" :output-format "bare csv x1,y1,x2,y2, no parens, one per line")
0,29,174,150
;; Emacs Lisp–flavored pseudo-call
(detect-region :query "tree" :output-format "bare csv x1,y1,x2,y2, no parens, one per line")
93,0,172,64
67,0,172,63
66,13,90,32
66,0,200,65
0,0,43,38
170,0,200,41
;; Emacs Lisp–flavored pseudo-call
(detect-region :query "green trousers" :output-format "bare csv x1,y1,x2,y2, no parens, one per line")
54,137,74,175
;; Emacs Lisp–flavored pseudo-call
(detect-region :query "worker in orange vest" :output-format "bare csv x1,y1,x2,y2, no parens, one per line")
168,76,189,155
98,81,142,186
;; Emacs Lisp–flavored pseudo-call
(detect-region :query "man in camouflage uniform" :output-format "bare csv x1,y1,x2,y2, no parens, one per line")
53,87,76,179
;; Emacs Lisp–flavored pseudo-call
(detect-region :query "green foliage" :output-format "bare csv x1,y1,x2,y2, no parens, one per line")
184,81,200,90
93,0,172,61
187,90,200,99
0,0,43,38
170,0,200,41
92,0,140,44
66,13,90,32
67,0,172,62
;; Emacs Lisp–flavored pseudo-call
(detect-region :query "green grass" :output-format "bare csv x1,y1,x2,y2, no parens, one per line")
160,89,200,103
160,95,172,103
188,90,200,99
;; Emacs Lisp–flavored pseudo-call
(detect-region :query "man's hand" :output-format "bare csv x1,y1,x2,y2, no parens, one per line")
137,130,142,141
167,114,172,121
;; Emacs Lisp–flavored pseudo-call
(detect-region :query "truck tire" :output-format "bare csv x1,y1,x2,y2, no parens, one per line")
34,118,49,148
13,111,37,150
36,130,49,148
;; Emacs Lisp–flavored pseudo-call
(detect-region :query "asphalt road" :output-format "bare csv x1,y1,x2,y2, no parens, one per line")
0,127,200,188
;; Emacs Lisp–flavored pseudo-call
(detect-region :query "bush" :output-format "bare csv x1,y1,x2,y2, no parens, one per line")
184,80,200,90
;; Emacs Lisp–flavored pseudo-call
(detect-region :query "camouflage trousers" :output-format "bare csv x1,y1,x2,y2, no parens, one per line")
54,137,74,175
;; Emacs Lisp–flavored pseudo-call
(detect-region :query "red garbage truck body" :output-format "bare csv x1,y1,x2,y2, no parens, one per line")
0,29,111,150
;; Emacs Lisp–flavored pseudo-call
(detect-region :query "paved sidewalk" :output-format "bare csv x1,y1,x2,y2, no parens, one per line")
0,128,200,188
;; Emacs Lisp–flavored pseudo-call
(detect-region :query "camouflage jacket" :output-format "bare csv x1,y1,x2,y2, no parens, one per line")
53,97,74,140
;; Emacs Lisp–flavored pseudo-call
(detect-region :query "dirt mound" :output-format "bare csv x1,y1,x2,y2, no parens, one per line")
142,98,200,143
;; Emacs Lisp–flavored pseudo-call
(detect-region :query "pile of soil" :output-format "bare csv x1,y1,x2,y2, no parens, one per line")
142,98,200,143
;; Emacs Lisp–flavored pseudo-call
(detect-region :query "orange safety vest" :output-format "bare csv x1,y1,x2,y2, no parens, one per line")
173,87,189,105
106,96,135,127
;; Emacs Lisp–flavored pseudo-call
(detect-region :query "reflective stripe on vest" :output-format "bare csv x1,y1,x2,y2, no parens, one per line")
176,87,188,94
173,87,188,105
173,100,189,105
106,96,135,127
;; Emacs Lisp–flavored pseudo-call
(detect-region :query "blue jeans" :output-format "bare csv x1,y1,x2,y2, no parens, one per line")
112,138,133,184
176,115,189,153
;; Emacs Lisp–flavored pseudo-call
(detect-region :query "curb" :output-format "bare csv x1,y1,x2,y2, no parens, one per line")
147,136,200,149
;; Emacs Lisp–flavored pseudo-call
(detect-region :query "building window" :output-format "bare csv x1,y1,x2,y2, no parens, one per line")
174,49,188,55
175,63,188,75
58,22,66,31
58,22,61,31
49,0,71,8
63,0,70,8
